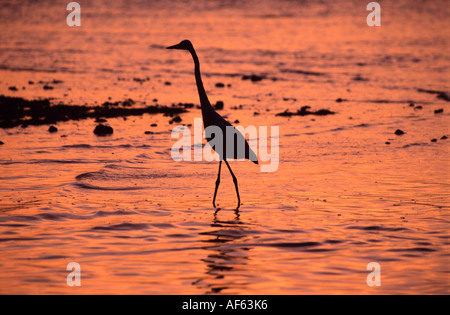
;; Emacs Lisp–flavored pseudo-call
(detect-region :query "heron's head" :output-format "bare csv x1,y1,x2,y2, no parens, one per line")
166,40,193,51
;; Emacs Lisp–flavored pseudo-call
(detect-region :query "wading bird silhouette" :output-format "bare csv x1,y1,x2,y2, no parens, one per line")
167,40,258,210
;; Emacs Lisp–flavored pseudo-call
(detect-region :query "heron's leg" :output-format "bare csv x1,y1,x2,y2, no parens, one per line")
224,160,240,210
212,161,222,208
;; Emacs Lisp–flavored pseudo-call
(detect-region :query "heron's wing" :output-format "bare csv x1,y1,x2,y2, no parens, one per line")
203,112,258,163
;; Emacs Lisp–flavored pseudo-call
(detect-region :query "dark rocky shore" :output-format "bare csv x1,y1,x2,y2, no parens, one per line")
0,95,188,129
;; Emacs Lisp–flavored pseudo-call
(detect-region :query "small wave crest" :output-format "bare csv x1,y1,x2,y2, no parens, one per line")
75,164,183,191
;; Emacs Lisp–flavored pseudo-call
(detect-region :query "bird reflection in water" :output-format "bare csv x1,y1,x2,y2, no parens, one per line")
193,209,252,294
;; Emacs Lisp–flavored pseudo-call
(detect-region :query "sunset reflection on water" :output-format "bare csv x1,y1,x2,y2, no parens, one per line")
0,0,448,294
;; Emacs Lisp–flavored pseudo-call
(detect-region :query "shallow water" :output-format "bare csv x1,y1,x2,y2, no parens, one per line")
0,0,449,294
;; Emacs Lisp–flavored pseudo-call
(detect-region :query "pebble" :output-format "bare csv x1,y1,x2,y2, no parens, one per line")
94,124,113,135
214,101,224,110
171,116,182,123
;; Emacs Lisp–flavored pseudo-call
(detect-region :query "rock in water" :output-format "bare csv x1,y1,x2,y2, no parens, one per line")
0,141,4,145
394,129,405,136
214,101,224,110
171,116,182,123
48,125,58,133
242,74,265,82
94,124,113,135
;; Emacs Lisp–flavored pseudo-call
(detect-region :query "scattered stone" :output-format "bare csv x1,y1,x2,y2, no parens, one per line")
441,135,448,140
145,131,154,135
214,101,224,110
352,74,369,81
150,123,158,127
254,112,260,116
434,108,443,114
153,98,158,102
414,105,423,110
121,98,135,107
409,103,415,107
283,97,297,102
28,81,34,85
234,119,240,124
164,81,171,86
43,85,54,90
276,106,335,117
48,125,58,133
242,74,265,82
215,82,225,88
170,116,182,123
385,142,391,145
0,141,4,145
8,86,18,91
335,98,347,102
133,77,150,84
431,139,437,142
394,129,405,136
94,124,113,136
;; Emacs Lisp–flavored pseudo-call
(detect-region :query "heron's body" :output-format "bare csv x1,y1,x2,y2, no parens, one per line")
167,40,257,209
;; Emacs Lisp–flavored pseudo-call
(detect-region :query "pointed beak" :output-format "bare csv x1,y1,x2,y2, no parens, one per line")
166,43,181,50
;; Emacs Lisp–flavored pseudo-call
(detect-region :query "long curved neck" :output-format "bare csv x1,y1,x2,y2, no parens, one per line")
189,48,214,113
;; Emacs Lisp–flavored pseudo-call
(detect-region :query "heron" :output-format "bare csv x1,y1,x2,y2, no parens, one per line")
166,40,258,210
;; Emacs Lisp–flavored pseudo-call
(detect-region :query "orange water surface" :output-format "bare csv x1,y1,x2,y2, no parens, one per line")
0,0,448,294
